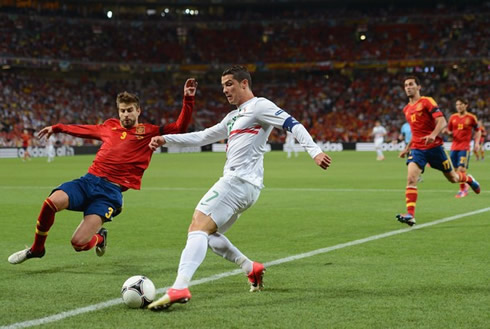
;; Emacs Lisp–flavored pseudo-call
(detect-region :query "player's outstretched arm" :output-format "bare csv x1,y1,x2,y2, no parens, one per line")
149,136,166,151
162,78,197,134
38,126,54,139
314,153,331,170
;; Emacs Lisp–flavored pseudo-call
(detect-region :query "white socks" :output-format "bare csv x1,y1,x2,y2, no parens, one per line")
173,231,209,289
208,232,253,274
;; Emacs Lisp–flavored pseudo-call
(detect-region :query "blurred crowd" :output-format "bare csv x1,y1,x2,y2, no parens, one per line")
0,2,488,147
0,5,488,65
1,66,488,147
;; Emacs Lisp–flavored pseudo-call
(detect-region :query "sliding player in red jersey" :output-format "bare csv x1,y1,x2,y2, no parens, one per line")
446,98,481,198
397,76,480,226
474,120,486,161
8,78,197,264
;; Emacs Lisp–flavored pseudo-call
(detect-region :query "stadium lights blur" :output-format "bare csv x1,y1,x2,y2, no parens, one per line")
106,10,113,19
184,8,199,16
359,34,366,41
147,9,156,16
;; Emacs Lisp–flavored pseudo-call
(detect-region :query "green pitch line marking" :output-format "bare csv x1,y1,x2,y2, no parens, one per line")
2,207,489,329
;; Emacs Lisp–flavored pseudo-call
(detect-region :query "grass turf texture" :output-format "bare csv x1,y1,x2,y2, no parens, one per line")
0,151,488,329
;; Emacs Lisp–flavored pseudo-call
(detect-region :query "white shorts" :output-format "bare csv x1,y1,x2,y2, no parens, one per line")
195,175,261,233
374,138,384,148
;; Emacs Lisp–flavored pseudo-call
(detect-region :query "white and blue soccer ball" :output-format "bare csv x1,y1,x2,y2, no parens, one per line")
121,275,156,308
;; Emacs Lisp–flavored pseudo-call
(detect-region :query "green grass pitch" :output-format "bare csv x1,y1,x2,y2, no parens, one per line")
0,151,489,329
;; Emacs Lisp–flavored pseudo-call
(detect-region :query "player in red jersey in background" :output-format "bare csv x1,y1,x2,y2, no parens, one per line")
20,129,32,162
446,98,481,198
8,78,197,264
474,119,486,161
397,76,480,226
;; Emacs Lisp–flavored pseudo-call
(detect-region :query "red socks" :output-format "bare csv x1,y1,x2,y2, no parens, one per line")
72,234,103,252
405,187,418,216
458,172,473,184
31,199,57,254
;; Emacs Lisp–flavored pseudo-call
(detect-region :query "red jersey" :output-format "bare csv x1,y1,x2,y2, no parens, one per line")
447,112,479,151
479,125,487,143
21,133,31,147
403,96,444,150
52,96,194,191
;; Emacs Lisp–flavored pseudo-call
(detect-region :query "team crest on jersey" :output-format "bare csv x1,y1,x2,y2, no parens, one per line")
415,103,423,111
135,126,145,135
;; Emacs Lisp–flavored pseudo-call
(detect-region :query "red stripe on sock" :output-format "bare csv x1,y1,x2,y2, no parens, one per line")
405,187,418,216
31,199,57,254
72,234,101,252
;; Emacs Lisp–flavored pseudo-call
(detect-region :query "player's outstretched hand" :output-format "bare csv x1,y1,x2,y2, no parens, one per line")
149,136,166,151
314,153,331,170
399,149,409,158
184,78,197,97
421,134,436,145
38,126,53,139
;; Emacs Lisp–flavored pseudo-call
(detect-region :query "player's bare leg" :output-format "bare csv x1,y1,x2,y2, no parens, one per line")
443,170,480,194
71,215,106,255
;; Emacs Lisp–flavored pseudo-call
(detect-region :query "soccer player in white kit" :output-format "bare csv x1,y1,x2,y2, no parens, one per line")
372,120,387,160
148,65,332,310
46,135,57,163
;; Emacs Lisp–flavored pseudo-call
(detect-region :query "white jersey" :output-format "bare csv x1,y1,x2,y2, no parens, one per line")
372,125,387,146
164,97,323,188
372,125,387,139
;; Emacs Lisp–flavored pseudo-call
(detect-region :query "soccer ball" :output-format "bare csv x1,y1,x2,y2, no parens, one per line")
121,275,156,308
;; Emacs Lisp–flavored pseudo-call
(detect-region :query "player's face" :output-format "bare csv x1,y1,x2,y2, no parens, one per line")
404,79,420,98
221,74,245,106
455,100,467,114
118,103,140,129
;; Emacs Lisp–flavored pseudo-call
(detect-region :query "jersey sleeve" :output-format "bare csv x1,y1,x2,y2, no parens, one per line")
424,97,444,119
163,113,230,147
447,114,455,132
51,122,103,140
254,99,293,129
472,115,479,131
254,99,323,158
161,95,195,135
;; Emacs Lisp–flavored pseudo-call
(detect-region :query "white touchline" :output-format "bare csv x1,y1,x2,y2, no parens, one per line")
2,207,489,329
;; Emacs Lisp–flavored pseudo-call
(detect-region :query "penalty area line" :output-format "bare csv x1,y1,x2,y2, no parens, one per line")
2,207,489,329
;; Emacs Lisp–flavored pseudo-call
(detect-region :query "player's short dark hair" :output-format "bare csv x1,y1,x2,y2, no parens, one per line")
222,65,252,89
403,76,420,86
455,97,468,105
116,91,140,108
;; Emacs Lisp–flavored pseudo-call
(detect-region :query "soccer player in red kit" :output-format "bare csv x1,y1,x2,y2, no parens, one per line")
474,120,486,161
446,98,481,198
397,76,480,226
20,129,32,162
8,78,197,264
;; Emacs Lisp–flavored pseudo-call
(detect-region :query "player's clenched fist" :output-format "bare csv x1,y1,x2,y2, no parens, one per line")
149,136,166,151
184,78,197,96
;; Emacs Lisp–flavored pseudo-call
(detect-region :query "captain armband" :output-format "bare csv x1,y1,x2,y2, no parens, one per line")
282,116,300,132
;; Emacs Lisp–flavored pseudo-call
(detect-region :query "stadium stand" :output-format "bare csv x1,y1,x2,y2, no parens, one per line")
0,1,488,146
